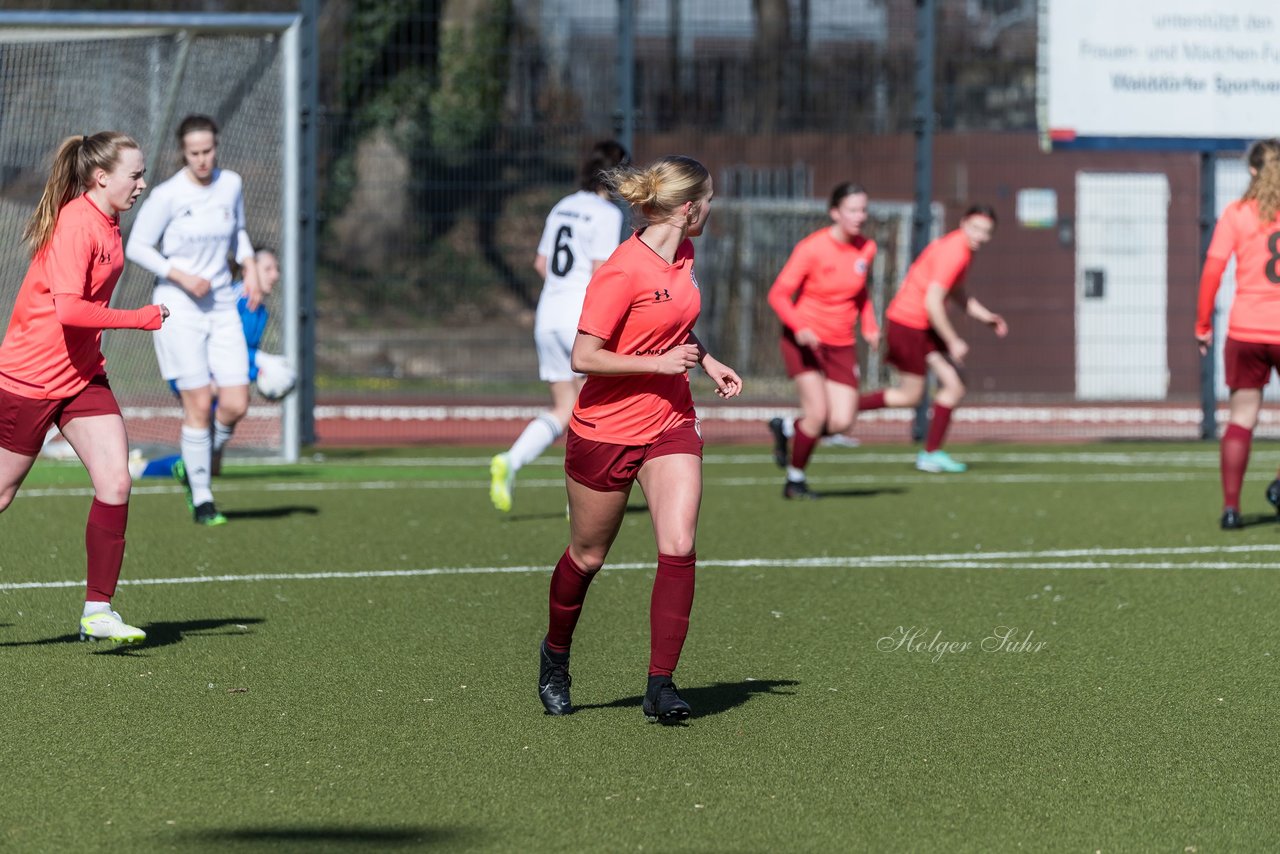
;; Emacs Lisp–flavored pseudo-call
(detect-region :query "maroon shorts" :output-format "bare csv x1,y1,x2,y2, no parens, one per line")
1224,337,1280,390
564,419,704,492
884,319,945,376
778,329,859,389
0,374,121,456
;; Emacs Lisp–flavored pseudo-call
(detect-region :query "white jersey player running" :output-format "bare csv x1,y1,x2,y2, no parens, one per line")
126,114,261,526
490,140,628,512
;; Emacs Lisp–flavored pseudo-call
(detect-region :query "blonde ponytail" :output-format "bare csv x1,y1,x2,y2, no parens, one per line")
606,155,710,226
23,131,139,255
1242,138,1280,225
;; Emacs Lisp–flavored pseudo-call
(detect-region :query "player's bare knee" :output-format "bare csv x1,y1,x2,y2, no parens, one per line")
0,488,15,513
98,476,132,505
569,547,607,573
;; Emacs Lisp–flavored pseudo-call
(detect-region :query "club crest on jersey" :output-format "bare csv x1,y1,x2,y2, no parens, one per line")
854,259,868,275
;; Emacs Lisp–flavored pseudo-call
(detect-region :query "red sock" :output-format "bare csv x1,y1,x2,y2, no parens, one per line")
790,424,820,470
1221,423,1252,510
924,404,954,453
859,390,886,412
546,549,597,652
649,552,696,677
85,498,128,602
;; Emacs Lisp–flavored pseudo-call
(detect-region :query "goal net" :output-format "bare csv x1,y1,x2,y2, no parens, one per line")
0,11,300,459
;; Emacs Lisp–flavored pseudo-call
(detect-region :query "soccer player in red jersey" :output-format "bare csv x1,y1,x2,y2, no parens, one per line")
0,132,168,644
536,155,742,723
766,182,880,498
856,205,1007,473
1195,139,1280,530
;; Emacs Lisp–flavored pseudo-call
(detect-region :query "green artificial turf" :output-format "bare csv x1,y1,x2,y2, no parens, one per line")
2,443,1279,852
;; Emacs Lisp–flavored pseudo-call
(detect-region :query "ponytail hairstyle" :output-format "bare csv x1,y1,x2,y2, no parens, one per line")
1242,138,1280,224
23,131,139,255
579,140,629,193
828,181,868,210
606,155,711,227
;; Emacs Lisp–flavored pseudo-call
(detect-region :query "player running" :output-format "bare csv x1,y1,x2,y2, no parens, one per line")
126,114,261,526
0,132,167,644
536,155,742,723
1195,139,1280,530
766,182,880,499
490,141,628,512
855,205,1008,472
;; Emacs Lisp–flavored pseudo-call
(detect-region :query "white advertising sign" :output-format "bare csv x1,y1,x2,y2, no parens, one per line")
1042,0,1280,142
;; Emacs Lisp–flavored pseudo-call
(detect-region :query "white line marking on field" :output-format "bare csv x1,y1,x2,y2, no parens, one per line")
15,468,1212,501
5,545,1280,592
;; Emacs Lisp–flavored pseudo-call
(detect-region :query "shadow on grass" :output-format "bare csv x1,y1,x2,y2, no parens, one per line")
172,825,469,849
808,487,906,500
575,678,800,718
222,505,320,521
1230,513,1280,530
0,616,263,653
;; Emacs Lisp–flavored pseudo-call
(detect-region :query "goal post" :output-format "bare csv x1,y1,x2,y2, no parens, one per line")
0,10,303,461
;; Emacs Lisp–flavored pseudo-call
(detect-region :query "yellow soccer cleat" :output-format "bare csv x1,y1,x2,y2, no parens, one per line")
489,453,514,512
79,610,146,644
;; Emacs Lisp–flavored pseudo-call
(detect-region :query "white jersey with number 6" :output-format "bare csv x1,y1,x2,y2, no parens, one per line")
534,190,624,336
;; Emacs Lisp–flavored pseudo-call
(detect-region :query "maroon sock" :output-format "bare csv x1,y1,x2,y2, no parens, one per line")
1221,423,1253,510
649,552,696,677
85,498,128,602
790,424,820,470
546,549,597,653
924,404,954,453
859,390,886,412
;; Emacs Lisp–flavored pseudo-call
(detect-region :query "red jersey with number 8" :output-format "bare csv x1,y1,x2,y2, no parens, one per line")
571,233,700,445
1206,199,1280,344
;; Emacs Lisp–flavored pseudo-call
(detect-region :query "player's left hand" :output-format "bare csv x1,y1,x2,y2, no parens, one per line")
701,355,742,399
990,315,1008,338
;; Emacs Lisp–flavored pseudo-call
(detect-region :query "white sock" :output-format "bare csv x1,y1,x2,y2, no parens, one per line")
786,466,806,483
212,419,235,454
83,601,112,617
507,414,562,472
181,424,215,506
782,416,796,439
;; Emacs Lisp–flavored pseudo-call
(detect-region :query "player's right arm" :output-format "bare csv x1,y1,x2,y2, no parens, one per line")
1196,209,1237,354
925,281,967,364
125,185,211,298
50,227,166,331
767,240,819,347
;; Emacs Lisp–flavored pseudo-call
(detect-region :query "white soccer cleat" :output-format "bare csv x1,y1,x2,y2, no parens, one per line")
79,610,146,644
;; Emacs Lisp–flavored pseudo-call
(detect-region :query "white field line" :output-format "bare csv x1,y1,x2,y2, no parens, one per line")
16,470,1212,500
5,546,1280,592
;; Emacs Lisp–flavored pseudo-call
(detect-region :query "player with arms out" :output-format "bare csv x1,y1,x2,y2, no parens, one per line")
0,132,167,644
855,205,1007,473
766,182,880,499
490,140,628,512
536,155,742,723
1195,139,1280,530
126,114,260,526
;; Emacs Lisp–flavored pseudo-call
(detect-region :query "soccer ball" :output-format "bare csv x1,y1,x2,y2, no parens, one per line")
254,351,297,400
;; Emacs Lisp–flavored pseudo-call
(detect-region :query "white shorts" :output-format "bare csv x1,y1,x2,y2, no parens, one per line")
153,301,250,390
534,325,581,383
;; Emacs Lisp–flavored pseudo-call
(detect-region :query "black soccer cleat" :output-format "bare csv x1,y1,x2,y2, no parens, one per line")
538,639,573,716
193,501,228,526
1267,479,1280,512
782,479,818,500
1221,507,1244,530
768,417,788,468
643,676,691,724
